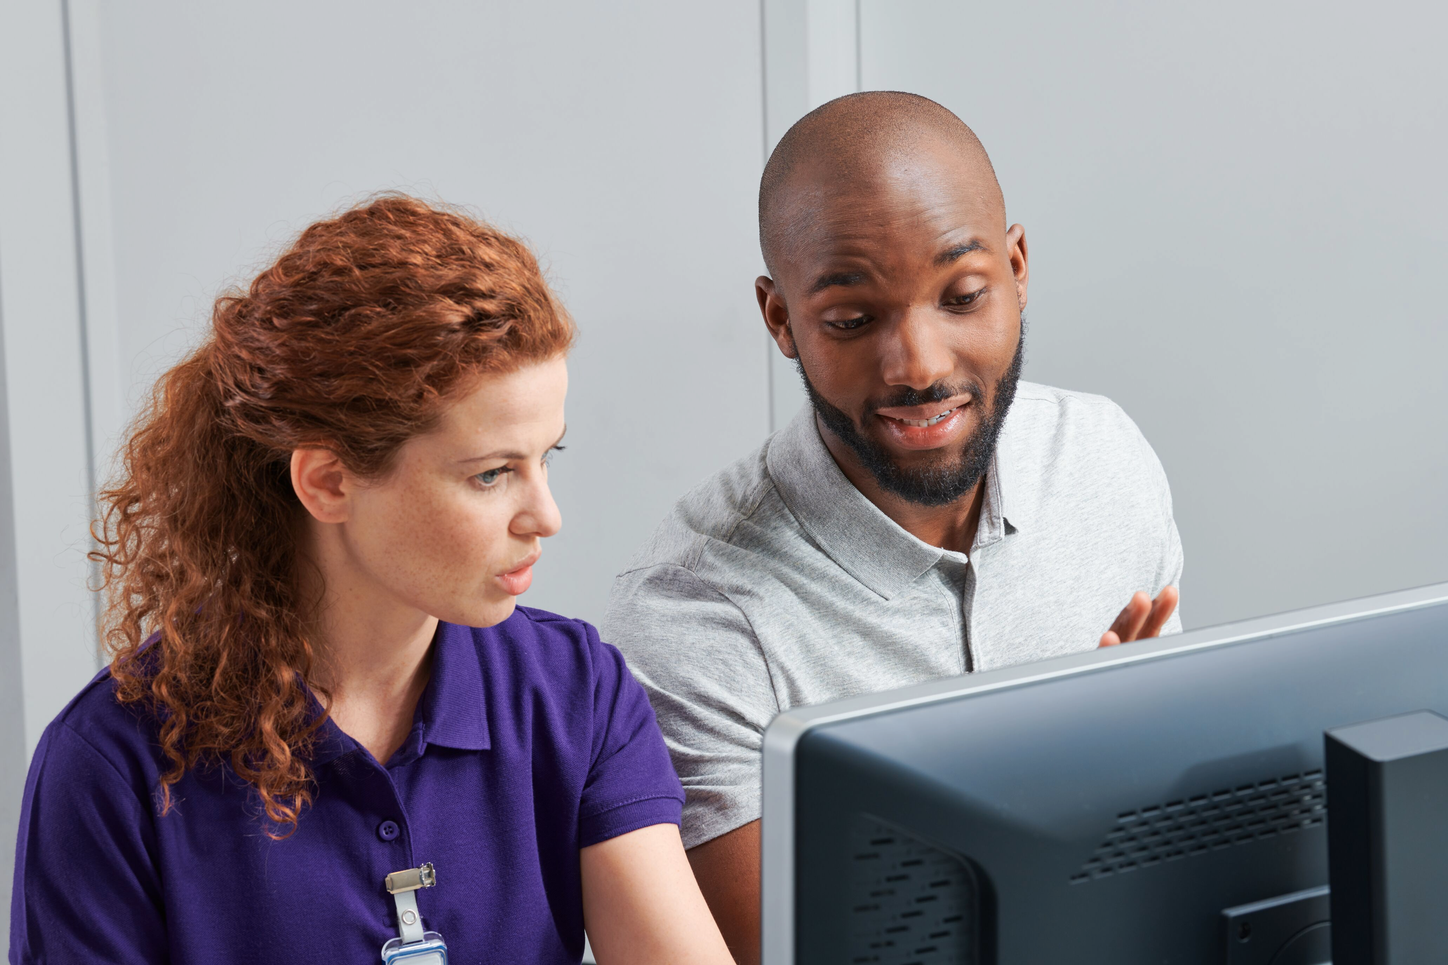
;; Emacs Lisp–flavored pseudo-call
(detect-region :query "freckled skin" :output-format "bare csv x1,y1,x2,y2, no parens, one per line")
292,356,737,963
335,357,568,630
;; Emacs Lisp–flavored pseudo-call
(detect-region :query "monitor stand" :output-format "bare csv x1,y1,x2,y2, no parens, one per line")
1221,886,1331,965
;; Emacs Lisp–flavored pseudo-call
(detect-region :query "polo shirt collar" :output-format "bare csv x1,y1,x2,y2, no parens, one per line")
766,405,1021,600
309,621,490,765
416,621,491,751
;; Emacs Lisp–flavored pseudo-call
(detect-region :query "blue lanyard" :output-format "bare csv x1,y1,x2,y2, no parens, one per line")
380,864,449,964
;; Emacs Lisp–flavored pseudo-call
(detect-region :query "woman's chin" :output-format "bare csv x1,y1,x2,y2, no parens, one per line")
450,595,518,630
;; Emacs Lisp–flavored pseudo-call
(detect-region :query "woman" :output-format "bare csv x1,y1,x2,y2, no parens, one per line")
9,197,735,965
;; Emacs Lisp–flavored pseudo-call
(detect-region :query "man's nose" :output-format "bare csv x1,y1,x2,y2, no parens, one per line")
879,309,954,390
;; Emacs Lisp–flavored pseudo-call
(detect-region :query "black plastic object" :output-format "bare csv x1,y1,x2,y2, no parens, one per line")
1326,710,1448,964
1220,887,1330,964
764,587,1448,964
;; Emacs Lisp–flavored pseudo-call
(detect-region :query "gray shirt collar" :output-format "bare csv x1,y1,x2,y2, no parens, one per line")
765,406,1021,601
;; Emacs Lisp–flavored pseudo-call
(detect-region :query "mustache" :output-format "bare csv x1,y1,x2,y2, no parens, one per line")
865,380,983,414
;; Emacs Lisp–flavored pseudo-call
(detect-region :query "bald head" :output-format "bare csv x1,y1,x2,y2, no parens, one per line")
759,91,1004,276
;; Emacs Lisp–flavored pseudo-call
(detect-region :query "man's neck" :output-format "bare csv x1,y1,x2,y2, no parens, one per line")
817,413,986,555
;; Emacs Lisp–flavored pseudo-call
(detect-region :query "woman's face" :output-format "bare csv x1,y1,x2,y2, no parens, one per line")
339,356,568,629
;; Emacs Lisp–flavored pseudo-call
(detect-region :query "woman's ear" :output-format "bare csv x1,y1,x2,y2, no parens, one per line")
290,449,352,524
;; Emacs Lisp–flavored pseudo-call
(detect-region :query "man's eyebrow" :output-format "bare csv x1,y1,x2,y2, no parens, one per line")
808,270,867,295
936,241,987,266
459,426,567,464
807,242,986,293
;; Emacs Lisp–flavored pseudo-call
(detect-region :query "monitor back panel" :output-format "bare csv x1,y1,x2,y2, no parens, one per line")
790,600,1448,964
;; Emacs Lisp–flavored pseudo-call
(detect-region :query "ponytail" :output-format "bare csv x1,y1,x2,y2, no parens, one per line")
97,337,320,832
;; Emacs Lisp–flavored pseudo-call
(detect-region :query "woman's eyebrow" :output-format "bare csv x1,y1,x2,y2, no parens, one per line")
460,450,526,463
458,426,566,464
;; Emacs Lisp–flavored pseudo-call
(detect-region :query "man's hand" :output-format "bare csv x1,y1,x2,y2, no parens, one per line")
1098,586,1179,647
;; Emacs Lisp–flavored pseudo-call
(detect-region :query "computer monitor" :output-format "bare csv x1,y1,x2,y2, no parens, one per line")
760,583,1448,965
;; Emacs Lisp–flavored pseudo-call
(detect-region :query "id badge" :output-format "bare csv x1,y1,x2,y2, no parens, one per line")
381,933,448,965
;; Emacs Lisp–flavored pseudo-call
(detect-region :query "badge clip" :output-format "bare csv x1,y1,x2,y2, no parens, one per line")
381,863,447,965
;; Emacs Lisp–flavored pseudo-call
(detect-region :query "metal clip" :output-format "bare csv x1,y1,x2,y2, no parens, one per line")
385,863,436,894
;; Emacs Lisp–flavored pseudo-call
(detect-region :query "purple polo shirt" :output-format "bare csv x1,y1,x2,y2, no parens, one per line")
9,607,684,964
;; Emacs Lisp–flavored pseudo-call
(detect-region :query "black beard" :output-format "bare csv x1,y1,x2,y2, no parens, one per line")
799,322,1024,507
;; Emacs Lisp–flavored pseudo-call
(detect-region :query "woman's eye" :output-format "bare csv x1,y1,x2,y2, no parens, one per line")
542,444,566,468
475,467,513,487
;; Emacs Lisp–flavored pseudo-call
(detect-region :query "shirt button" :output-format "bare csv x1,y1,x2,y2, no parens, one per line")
377,820,401,842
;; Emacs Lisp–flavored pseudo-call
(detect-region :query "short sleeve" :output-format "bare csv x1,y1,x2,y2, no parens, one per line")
1109,398,1186,636
1134,413,1186,635
577,625,685,849
1160,514,1185,635
10,722,166,964
603,564,779,849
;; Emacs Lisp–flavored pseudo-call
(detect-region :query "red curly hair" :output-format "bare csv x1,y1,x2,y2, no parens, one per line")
92,196,574,835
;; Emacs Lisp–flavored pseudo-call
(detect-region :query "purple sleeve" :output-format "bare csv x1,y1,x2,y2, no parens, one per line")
577,628,684,849
10,723,166,964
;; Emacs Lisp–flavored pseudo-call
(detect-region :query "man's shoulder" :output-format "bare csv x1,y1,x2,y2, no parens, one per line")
1010,379,1141,426
1009,381,1156,456
1003,380,1171,511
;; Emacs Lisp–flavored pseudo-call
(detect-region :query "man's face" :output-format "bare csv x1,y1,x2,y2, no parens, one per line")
758,141,1029,506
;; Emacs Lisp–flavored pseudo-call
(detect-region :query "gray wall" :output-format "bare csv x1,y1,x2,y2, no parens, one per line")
858,0,1448,629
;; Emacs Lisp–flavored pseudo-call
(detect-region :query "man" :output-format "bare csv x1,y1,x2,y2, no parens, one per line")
602,91,1182,964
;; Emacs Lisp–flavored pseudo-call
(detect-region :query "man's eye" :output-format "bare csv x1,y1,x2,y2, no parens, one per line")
948,288,984,307
826,315,871,331
476,467,513,487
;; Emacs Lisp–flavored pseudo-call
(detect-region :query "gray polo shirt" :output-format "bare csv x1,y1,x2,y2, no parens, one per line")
603,381,1183,848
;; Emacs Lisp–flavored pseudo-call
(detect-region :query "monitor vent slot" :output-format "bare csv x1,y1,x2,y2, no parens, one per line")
848,815,976,965
1070,768,1326,883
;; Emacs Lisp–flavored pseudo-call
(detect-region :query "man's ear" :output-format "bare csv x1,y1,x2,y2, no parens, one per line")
1006,223,1030,311
291,448,352,524
756,275,798,360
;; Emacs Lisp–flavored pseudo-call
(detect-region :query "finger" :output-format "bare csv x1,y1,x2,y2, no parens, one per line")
1106,591,1148,640
1139,585,1180,639
1099,630,1121,648
1116,591,1153,643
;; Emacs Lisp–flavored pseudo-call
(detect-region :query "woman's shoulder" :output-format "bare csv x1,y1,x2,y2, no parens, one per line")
32,668,162,795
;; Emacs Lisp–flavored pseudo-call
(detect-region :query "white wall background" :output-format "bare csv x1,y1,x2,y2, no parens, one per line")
1,0,1445,947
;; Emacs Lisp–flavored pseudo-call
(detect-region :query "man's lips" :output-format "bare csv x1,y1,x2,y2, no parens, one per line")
873,395,974,425
496,549,541,596
872,396,974,450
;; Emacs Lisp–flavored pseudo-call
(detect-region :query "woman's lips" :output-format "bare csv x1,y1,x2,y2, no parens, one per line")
496,551,541,596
